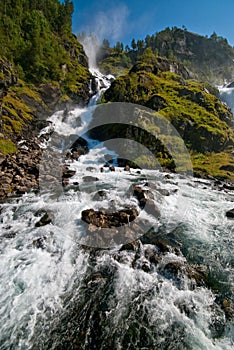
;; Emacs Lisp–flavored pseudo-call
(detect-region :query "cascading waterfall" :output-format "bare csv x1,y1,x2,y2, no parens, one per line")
219,82,234,115
0,67,234,350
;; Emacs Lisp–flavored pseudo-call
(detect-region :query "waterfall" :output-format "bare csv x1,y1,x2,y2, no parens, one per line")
219,82,234,115
0,69,233,350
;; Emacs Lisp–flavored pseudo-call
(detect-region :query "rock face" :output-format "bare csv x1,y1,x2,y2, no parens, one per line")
0,58,17,105
154,28,234,85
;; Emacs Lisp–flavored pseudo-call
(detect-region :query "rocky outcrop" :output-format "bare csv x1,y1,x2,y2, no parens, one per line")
0,138,41,198
81,208,138,228
154,28,234,85
0,58,17,104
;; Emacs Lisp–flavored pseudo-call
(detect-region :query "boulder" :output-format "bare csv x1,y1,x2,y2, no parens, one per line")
62,169,76,178
35,210,54,227
81,208,138,228
226,209,234,218
33,236,47,249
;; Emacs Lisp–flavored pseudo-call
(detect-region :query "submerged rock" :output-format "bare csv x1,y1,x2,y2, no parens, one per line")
82,175,99,182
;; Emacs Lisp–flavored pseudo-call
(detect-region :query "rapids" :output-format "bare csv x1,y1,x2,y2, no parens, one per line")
0,70,233,350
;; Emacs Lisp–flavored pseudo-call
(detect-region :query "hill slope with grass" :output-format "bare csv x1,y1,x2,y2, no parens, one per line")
98,27,234,85
100,49,234,180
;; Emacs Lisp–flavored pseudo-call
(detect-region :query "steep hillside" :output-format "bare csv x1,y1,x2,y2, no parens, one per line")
100,49,234,179
0,0,91,155
0,0,91,197
98,27,234,84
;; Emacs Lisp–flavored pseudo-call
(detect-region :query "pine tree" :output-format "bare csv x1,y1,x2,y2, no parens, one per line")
131,39,137,50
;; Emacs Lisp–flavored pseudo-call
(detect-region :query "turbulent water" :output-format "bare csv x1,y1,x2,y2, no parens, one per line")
0,70,234,350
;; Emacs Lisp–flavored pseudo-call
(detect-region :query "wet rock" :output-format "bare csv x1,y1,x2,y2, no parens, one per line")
109,166,115,172
86,166,97,172
222,183,234,191
226,208,234,218
119,240,140,252
93,190,108,201
145,199,160,218
131,184,160,218
156,188,170,196
144,246,160,265
156,240,172,253
62,168,76,179
226,82,234,88
33,236,47,249
124,165,131,172
81,208,138,228
132,185,147,207
35,210,54,227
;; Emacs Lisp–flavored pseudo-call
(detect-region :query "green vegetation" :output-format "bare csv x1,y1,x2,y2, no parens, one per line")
0,0,90,155
98,27,234,83
0,139,17,155
102,52,234,179
192,152,234,180
0,0,90,95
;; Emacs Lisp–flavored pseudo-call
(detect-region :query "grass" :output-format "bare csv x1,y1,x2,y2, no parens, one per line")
191,151,234,180
0,139,17,155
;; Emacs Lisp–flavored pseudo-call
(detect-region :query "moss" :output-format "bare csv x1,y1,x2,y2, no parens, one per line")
3,93,33,121
12,80,42,103
2,115,26,134
0,139,17,155
191,152,234,180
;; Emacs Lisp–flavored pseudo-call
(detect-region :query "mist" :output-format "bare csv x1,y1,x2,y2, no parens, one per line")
78,4,129,68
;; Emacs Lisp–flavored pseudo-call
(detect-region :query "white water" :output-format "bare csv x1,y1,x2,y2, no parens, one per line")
219,84,234,114
0,70,234,349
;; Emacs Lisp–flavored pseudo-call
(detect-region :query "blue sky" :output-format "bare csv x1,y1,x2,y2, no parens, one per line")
72,0,234,47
